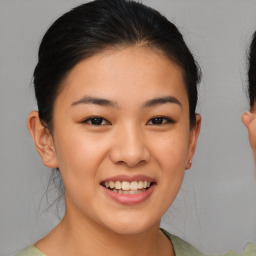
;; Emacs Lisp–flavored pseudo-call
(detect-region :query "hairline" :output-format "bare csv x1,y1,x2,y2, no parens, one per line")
43,42,190,132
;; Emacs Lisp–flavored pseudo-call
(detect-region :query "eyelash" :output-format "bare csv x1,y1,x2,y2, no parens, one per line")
82,116,175,126
146,116,175,125
82,116,111,126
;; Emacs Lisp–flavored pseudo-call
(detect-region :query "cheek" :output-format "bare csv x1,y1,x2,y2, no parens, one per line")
53,130,108,178
52,132,107,208
149,128,190,170
149,127,189,202
148,131,189,218
249,135,256,163
249,132,256,151
248,129,256,165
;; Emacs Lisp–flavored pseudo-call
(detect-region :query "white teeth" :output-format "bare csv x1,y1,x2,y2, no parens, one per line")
122,181,130,191
115,181,122,189
109,181,115,189
103,180,152,192
109,189,147,195
138,181,143,189
130,181,138,190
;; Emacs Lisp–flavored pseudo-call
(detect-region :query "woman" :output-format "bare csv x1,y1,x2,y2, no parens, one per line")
242,32,256,163
241,32,256,255
16,0,205,255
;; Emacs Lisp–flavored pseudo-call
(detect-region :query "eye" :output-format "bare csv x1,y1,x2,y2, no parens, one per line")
147,116,175,125
82,116,111,126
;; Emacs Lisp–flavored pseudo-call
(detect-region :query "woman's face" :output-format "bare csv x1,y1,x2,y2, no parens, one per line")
39,46,200,234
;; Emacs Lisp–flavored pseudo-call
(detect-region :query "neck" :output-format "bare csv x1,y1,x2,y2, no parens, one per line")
36,207,174,256
60,215,172,256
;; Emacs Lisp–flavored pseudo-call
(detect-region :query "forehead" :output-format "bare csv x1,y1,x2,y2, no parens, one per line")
57,46,188,106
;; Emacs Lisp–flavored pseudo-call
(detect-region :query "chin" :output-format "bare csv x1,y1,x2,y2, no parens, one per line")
99,212,160,236
108,224,155,236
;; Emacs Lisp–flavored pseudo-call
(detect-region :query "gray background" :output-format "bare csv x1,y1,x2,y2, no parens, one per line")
1,0,256,255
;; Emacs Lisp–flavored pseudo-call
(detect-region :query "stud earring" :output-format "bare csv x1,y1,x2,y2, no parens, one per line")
185,160,192,170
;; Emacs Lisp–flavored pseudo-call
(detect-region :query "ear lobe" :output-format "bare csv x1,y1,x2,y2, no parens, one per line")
186,114,201,170
27,111,58,168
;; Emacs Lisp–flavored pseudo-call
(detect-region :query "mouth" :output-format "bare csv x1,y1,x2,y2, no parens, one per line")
101,180,155,195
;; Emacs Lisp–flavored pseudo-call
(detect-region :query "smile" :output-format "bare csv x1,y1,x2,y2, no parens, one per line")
102,181,152,194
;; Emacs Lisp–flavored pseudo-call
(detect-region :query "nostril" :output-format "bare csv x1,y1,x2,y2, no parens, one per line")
109,152,150,168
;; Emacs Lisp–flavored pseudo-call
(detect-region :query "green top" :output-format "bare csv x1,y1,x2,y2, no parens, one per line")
16,246,46,256
162,229,256,256
213,243,256,256
162,229,207,256
15,229,256,256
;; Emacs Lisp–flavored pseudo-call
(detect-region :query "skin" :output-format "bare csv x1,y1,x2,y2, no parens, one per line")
28,46,201,256
242,108,256,162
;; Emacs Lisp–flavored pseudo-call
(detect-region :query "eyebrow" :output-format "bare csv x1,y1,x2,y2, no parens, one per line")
71,95,182,109
71,96,118,108
142,96,182,108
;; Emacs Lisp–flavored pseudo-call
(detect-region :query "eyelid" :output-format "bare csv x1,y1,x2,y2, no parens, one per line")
146,116,176,125
81,116,111,125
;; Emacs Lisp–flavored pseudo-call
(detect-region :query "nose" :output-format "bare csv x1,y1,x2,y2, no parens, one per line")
109,124,150,168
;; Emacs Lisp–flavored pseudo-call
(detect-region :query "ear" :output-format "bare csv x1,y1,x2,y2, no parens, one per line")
27,111,58,168
186,114,201,170
241,112,252,128
241,111,256,153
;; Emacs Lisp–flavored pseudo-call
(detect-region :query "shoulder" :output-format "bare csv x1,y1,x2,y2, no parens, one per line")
161,228,207,256
214,243,256,256
243,243,256,255
224,243,256,256
15,245,46,256
162,229,256,256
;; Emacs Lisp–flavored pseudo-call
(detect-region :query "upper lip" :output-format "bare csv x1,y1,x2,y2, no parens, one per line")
101,175,156,183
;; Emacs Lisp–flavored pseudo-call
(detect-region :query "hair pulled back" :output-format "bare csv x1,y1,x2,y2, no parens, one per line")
34,0,201,130
248,31,256,108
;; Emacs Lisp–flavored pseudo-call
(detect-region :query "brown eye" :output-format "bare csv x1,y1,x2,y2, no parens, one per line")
82,116,111,126
147,116,175,125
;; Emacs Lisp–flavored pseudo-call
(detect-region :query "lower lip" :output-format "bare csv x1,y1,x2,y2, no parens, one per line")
102,185,155,205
